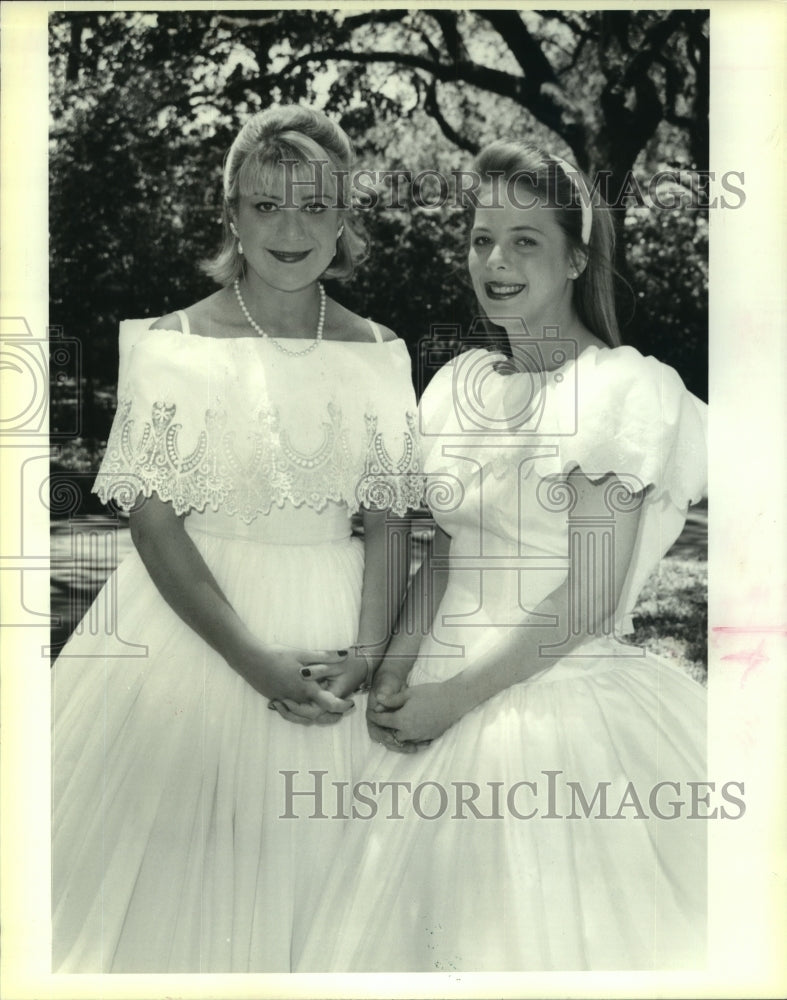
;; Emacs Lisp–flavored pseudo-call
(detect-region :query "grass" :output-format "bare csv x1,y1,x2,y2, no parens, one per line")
630,555,708,684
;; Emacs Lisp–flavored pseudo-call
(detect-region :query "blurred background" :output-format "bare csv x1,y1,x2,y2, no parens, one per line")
48,8,708,674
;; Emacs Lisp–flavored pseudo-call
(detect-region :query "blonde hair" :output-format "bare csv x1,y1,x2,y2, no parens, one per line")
473,140,622,347
202,106,367,285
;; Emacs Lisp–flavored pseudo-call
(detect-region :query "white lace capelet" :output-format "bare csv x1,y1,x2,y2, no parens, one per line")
93,321,424,523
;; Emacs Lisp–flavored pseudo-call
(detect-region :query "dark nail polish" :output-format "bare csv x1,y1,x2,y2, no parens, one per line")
300,667,312,678
337,649,348,656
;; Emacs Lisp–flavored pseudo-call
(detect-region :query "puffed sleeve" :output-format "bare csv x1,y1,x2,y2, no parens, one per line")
549,346,708,631
561,346,707,507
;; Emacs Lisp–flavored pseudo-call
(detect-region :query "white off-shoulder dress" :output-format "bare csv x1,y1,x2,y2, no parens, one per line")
51,315,421,972
296,344,709,972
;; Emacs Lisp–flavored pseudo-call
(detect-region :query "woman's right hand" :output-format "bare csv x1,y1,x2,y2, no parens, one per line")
127,495,353,726
366,666,418,752
232,641,354,723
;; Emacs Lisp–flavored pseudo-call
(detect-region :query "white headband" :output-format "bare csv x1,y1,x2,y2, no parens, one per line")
549,156,592,246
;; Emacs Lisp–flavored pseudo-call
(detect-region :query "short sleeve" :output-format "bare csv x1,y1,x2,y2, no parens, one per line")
553,347,708,632
561,346,708,509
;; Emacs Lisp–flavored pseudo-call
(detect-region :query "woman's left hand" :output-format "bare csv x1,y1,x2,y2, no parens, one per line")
302,650,369,699
367,682,461,745
269,650,371,725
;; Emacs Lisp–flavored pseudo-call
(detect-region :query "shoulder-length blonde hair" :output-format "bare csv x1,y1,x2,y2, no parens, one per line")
202,105,368,285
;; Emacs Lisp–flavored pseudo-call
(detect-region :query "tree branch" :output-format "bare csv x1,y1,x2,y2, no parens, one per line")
408,15,442,63
343,10,411,31
428,9,466,63
534,10,593,37
558,33,590,76
214,13,280,29
66,18,84,83
285,47,524,101
682,12,709,171
423,80,479,154
619,9,686,88
481,10,558,86
285,45,586,158
477,11,588,158
655,53,692,129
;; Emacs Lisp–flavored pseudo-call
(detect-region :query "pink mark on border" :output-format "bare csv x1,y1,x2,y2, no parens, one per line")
712,627,787,635
712,626,787,688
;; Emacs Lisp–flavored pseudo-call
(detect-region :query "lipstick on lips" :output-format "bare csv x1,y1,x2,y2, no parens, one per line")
268,249,312,263
484,281,526,300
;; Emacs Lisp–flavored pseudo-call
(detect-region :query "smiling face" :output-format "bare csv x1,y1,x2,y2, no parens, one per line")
468,181,580,338
235,159,341,292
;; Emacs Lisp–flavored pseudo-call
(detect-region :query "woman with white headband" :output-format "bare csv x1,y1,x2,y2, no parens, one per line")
296,141,708,971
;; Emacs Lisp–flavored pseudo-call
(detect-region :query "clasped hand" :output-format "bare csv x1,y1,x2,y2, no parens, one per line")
367,672,459,751
234,642,369,726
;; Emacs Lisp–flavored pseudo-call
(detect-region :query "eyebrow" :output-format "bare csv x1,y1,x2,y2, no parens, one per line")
248,190,331,202
472,224,544,235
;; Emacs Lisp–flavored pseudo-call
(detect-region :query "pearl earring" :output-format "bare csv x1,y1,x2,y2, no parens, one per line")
229,224,243,255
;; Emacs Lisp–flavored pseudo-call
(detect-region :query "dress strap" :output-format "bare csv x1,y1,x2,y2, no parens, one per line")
366,319,384,343
175,309,191,337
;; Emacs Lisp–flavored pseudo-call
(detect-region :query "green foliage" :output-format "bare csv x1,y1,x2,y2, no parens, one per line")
622,203,708,399
330,200,475,360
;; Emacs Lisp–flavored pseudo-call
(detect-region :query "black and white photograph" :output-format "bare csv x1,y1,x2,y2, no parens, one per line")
0,1,784,997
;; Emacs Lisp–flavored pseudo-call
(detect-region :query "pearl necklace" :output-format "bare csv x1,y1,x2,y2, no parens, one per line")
233,278,325,356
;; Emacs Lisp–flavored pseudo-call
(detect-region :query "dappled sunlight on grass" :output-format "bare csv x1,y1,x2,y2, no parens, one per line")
631,556,708,684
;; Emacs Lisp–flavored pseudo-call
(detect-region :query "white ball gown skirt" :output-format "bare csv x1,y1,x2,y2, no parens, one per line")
295,569,708,972
52,502,368,973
